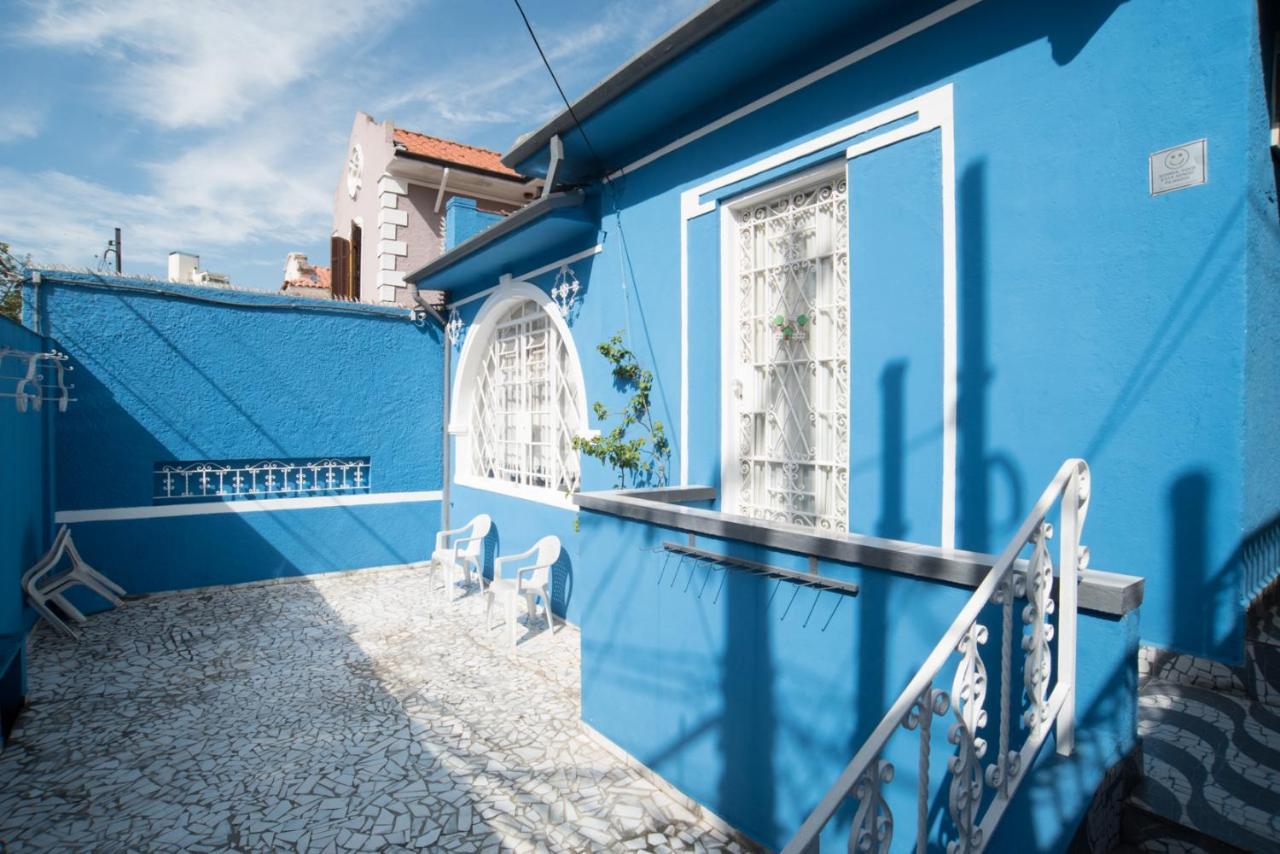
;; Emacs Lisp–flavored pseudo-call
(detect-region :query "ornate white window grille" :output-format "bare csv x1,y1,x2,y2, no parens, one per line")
729,169,849,530
154,458,371,501
470,300,582,494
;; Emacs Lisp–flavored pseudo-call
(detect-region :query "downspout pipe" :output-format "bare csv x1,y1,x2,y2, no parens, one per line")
410,286,451,534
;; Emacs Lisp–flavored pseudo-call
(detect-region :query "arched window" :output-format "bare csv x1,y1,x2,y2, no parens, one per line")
458,293,585,498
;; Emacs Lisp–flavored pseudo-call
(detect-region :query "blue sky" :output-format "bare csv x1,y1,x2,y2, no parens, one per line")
0,0,705,288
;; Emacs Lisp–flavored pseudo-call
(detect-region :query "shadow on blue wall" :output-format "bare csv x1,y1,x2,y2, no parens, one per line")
957,160,1024,554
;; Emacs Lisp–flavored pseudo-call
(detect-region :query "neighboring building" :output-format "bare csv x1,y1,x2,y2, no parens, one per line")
403,0,1280,849
330,113,540,307
167,251,230,287
280,252,332,299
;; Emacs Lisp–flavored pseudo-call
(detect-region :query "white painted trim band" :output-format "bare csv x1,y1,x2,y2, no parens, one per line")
444,244,605,310
694,84,957,547
55,491,444,524
608,0,982,180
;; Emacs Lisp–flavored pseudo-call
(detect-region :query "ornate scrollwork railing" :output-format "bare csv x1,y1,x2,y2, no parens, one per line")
783,459,1091,854
154,458,371,500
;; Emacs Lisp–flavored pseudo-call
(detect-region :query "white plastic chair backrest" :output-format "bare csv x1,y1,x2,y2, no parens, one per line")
22,525,70,591
461,514,492,560
523,535,561,588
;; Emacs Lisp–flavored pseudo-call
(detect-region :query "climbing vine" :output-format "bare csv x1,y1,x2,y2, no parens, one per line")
0,242,24,323
572,332,670,488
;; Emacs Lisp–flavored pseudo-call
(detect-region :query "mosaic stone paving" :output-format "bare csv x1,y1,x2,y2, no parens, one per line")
1129,680,1280,852
0,566,759,853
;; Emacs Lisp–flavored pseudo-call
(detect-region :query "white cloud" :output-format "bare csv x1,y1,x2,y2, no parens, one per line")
21,0,403,128
0,105,44,144
0,119,337,275
1,0,710,284
379,0,708,142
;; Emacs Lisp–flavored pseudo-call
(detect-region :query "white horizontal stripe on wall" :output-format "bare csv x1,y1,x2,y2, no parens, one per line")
55,490,443,524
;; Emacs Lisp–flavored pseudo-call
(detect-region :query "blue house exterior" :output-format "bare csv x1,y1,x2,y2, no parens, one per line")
403,0,1278,848
0,0,1273,849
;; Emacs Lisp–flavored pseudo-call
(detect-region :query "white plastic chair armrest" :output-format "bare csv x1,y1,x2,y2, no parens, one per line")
515,563,553,591
493,545,539,581
435,523,472,551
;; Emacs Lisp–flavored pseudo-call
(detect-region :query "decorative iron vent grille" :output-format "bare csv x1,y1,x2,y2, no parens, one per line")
154,458,371,502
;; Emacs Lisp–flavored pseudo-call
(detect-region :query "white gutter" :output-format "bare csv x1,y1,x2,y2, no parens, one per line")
434,168,451,213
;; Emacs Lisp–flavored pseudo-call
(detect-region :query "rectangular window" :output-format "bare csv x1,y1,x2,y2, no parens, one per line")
727,168,849,530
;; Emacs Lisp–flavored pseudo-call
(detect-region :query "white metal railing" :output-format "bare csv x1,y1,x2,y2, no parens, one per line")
782,459,1091,854
154,458,371,500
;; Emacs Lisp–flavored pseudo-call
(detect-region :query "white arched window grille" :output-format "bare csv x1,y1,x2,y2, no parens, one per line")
456,290,585,500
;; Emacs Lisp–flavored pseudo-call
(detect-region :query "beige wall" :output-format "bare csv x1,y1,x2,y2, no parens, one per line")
400,185,515,281
331,112,532,307
331,113,396,304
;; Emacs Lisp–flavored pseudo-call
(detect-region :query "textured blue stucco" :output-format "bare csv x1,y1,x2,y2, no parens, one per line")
577,507,1138,851
0,316,53,726
31,271,443,594
445,197,505,251
1241,2,1280,600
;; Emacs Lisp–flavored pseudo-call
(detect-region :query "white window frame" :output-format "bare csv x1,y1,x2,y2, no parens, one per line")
720,161,851,530
449,281,592,510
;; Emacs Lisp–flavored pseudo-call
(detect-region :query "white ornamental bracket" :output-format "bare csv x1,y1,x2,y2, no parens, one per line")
551,265,580,318
446,309,465,345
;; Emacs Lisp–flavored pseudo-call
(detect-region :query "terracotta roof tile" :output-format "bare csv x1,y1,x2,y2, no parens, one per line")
393,128,523,179
283,265,331,292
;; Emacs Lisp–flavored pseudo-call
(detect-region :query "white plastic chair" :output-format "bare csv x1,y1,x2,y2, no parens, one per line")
22,525,127,640
484,535,560,648
431,514,492,599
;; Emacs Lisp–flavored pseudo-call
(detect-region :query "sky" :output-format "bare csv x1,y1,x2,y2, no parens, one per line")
0,0,706,289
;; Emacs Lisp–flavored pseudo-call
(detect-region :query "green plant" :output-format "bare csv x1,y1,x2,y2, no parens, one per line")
572,332,670,488
0,241,23,323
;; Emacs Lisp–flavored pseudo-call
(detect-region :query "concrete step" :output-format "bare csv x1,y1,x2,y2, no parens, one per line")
1116,804,1247,853
1126,680,1280,852
1139,640,1280,709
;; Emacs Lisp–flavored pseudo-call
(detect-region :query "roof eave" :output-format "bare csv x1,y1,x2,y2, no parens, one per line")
500,0,765,172
392,149,528,183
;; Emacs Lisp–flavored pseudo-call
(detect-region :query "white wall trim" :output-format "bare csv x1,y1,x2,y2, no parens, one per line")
453,473,579,512
379,208,409,227
608,0,982,181
378,175,409,195
55,490,444,524
690,84,957,547
444,243,605,310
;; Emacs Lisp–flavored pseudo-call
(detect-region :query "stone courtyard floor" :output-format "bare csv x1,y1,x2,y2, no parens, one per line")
0,566,756,853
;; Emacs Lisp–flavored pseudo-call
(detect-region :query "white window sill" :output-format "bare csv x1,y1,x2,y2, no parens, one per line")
453,473,579,511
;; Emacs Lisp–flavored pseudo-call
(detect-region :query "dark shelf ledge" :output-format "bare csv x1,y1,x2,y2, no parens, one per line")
575,486,1144,617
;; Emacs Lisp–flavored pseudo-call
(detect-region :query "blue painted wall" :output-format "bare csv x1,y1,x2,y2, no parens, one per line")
424,0,1269,844
0,316,53,728
31,271,443,596
459,0,1263,663
445,197,505,251
577,507,1138,851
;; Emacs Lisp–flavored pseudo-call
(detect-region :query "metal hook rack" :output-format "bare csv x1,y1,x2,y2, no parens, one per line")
0,347,76,413
661,542,859,597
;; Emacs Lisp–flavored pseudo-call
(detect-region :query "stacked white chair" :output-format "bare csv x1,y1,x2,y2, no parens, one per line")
22,525,127,640
431,514,492,600
484,535,560,648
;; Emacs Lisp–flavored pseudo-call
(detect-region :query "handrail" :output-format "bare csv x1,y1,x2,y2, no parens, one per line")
781,459,1091,854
